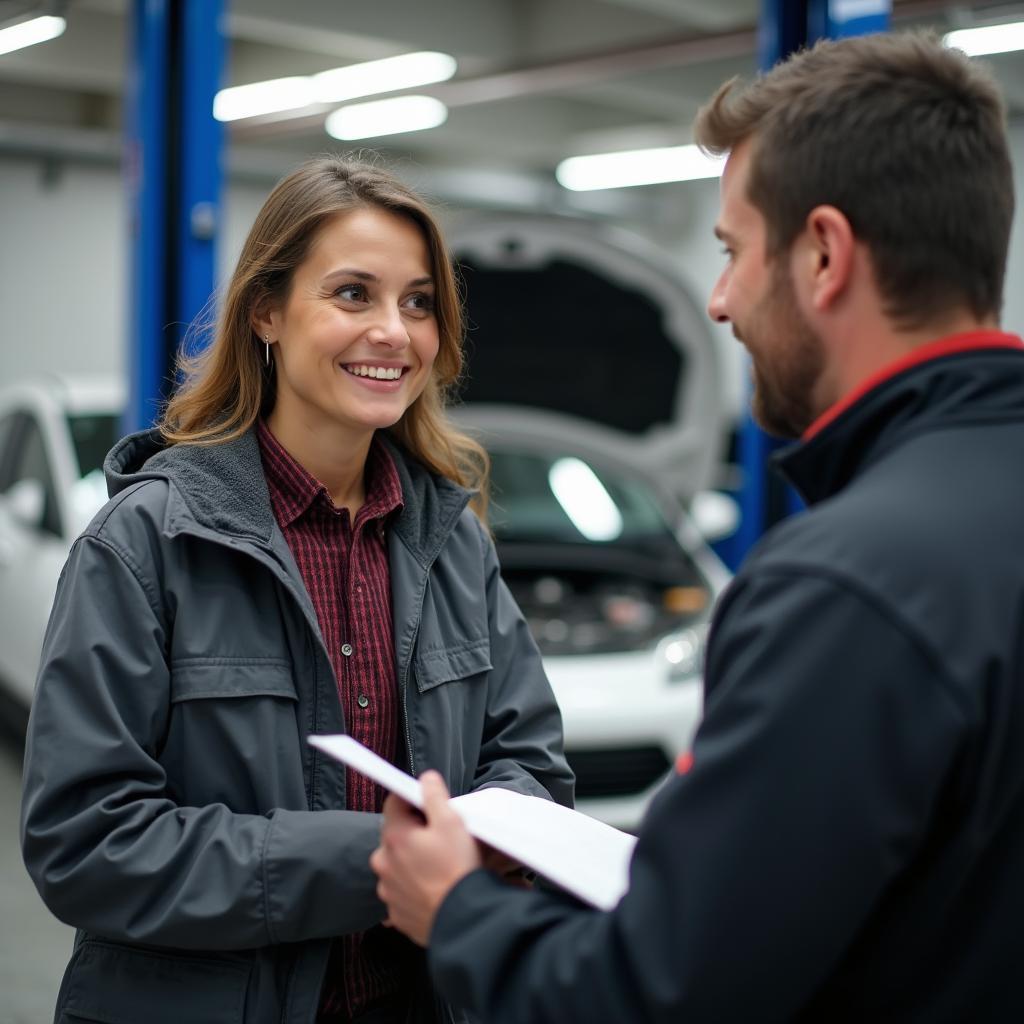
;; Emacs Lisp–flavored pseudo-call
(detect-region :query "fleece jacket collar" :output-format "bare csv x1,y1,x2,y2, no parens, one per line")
104,426,471,567
775,344,1024,506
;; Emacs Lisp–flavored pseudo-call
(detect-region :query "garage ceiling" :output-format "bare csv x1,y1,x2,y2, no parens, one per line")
1,0,1023,215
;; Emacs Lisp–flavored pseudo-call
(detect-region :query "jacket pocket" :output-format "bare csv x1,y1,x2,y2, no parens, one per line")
413,638,492,693
169,658,297,703
58,940,250,1024
161,660,305,813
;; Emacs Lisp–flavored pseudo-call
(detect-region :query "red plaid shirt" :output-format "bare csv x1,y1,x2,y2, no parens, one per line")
257,421,407,1022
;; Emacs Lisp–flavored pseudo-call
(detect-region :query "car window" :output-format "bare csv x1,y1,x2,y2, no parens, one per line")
7,417,61,537
0,412,18,491
487,448,710,655
67,413,119,478
489,449,674,549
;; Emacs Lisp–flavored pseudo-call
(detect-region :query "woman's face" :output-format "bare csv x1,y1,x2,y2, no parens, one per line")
259,205,440,445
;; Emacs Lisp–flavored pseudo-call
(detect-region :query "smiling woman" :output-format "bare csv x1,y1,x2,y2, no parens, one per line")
253,205,442,505
161,157,483,514
19,156,574,1024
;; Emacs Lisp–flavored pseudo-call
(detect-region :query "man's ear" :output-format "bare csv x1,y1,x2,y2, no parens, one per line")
796,204,855,313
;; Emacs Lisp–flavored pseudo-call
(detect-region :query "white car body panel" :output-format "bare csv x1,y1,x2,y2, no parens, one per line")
0,510,67,705
0,377,124,711
548,650,703,830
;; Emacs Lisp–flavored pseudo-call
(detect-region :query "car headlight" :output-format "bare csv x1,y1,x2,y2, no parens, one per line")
662,625,708,683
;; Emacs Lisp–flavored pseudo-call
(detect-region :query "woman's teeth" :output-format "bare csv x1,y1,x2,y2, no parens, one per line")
345,365,403,380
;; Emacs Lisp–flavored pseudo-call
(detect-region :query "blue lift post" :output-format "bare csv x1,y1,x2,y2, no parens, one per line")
124,0,226,434
722,0,890,569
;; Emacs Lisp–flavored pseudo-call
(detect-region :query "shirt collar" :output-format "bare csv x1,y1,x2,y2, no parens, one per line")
256,420,403,528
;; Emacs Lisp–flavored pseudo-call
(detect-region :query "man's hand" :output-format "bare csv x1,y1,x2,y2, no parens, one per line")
371,770,483,946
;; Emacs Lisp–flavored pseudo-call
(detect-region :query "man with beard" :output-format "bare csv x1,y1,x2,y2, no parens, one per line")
371,31,1024,1023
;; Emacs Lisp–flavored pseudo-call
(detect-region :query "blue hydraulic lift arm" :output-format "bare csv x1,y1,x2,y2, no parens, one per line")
721,0,890,569
124,0,225,435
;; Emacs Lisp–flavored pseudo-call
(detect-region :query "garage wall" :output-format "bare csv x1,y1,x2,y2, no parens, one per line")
0,158,266,385
0,159,125,382
1,121,1023,418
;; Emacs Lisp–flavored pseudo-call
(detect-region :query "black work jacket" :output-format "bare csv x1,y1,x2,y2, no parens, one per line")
428,341,1024,1023
20,427,573,1024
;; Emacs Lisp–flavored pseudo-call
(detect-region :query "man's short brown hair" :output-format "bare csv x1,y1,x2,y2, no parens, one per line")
695,31,1014,328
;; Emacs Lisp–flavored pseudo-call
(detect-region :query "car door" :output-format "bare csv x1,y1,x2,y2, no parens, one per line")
0,411,72,708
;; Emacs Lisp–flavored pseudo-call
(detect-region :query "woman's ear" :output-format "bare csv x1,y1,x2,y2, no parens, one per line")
251,306,275,343
250,293,284,343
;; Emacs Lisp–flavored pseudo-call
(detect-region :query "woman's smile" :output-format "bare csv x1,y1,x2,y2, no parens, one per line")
339,361,411,392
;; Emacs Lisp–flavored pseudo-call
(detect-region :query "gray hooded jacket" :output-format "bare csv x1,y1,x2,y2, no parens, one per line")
20,426,574,1024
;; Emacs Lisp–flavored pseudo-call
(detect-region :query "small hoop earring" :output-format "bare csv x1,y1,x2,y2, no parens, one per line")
263,334,270,368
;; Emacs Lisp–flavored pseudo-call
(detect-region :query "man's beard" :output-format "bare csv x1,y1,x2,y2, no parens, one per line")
739,263,825,439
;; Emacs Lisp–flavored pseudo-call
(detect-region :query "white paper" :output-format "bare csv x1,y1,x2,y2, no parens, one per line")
308,733,637,910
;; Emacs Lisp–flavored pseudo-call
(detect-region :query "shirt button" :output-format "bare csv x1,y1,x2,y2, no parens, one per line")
357,694,369,709
341,643,353,657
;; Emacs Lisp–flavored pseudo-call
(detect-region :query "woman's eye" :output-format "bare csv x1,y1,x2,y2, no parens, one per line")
334,283,367,302
405,292,435,314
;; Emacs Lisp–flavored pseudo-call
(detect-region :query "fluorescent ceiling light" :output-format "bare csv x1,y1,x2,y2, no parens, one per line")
548,458,623,542
0,15,66,56
214,77,316,122
325,95,447,140
313,51,456,104
556,144,726,191
213,50,456,123
943,22,1024,56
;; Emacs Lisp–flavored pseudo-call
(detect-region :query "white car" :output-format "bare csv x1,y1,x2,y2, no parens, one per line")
0,376,123,726
450,214,733,828
460,407,730,829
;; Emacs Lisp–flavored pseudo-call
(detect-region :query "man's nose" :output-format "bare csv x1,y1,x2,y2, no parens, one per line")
707,275,730,324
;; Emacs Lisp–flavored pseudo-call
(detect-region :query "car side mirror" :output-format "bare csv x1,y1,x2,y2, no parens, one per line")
3,478,46,531
689,490,740,543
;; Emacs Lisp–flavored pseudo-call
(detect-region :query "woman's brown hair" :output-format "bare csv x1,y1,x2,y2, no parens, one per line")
159,154,489,516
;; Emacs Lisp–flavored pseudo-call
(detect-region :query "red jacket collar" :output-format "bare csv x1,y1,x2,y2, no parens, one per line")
803,330,1024,441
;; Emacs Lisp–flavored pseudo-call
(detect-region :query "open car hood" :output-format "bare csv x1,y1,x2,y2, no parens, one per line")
450,215,724,502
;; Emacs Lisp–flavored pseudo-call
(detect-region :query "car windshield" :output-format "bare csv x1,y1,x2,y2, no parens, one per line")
489,449,678,551
487,448,710,655
66,413,119,478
